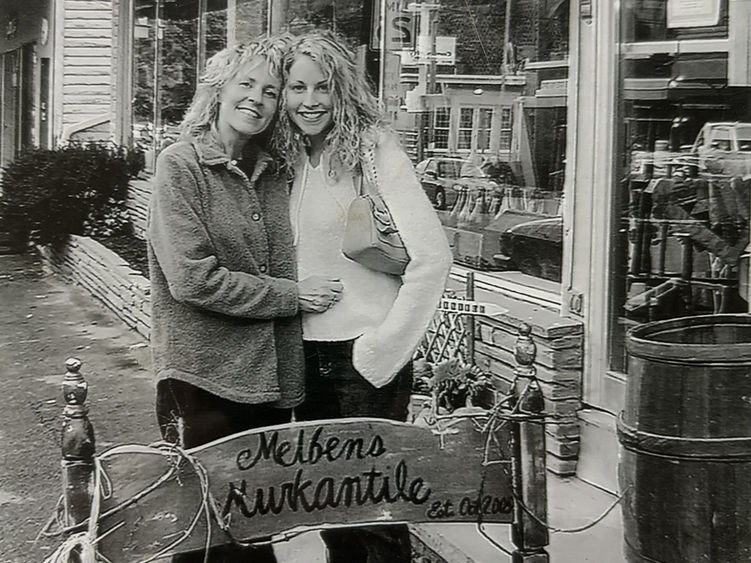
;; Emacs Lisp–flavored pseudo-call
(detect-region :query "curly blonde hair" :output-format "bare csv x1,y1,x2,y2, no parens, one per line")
179,33,293,143
273,30,390,174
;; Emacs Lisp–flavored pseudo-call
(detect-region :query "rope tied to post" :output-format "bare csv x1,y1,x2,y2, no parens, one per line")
42,442,227,563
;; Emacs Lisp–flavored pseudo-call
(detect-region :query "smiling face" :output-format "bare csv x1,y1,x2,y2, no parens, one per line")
216,56,281,146
285,55,334,147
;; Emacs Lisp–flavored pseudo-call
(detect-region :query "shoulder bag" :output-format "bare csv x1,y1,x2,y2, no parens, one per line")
341,149,410,275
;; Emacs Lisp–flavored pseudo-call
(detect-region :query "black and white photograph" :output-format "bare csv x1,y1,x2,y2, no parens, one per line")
1,0,750,561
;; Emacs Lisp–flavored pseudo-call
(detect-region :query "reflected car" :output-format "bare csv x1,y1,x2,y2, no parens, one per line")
498,217,563,282
415,156,518,210
691,121,751,177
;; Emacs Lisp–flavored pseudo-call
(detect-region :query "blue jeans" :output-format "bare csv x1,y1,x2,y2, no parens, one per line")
297,340,413,420
296,340,413,563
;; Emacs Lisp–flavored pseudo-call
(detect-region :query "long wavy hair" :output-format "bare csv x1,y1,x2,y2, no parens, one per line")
274,30,389,175
179,34,292,146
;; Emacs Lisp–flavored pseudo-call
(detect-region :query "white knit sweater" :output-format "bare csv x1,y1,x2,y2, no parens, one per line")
290,159,402,341
290,132,453,387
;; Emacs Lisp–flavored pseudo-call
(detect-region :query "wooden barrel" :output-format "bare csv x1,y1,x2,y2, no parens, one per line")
618,314,751,563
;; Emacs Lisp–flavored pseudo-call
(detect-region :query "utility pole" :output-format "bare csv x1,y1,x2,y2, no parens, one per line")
409,2,439,152
501,0,513,93
153,0,162,155
268,0,288,34
197,0,208,72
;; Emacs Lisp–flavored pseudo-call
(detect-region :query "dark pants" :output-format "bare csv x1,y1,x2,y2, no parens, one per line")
156,379,292,563
296,340,414,563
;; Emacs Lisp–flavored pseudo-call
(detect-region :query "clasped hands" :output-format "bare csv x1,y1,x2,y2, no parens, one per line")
297,275,344,313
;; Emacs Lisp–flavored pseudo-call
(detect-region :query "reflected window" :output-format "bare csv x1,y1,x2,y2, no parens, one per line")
499,107,512,151
610,0,751,371
433,108,450,150
458,108,473,150
477,108,492,151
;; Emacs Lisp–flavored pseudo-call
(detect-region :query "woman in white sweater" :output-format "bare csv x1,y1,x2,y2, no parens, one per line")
274,30,452,563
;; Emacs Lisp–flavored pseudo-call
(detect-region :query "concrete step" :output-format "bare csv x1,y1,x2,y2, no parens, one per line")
576,409,619,493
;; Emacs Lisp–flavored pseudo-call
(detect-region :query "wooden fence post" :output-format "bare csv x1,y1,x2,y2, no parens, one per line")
61,357,95,528
510,323,550,563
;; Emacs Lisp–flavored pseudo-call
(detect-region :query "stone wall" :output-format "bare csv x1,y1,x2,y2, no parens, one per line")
38,235,150,340
127,179,151,240
472,297,583,476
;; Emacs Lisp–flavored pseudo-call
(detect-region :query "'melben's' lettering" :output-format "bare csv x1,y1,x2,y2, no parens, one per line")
236,427,386,470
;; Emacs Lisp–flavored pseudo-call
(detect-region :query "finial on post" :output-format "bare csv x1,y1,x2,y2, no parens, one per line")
61,358,95,527
514,322,537,377
62,357,95,461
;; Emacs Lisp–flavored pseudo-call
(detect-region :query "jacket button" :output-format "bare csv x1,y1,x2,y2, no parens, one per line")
251,212,261,221
259,264,267,273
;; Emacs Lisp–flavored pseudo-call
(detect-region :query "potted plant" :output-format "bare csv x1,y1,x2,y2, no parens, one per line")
411,357,495,425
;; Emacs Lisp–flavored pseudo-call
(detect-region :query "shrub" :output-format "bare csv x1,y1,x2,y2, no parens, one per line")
0,142,144,247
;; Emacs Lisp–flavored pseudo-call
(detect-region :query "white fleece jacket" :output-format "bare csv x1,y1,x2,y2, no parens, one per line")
291,132,452,387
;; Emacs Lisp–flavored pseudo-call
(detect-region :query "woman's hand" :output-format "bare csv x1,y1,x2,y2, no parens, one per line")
298,276,343,313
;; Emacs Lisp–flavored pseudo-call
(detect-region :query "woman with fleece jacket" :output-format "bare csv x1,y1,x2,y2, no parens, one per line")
274,30,452,563
146,35,342,563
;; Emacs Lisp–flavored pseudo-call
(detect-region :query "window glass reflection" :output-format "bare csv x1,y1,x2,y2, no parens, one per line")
128,0,570,285
131,0,227,167
610,0,751,371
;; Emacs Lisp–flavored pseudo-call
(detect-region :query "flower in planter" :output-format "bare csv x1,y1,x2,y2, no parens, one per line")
432,358,494,413
412,357,495,420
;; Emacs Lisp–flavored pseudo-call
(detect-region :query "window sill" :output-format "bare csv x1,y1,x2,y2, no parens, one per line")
622,37,729,58
449,265,562,312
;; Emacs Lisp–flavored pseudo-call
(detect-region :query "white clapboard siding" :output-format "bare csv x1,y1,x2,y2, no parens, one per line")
64,68,111,78
63,84,111,95
62,0,113,140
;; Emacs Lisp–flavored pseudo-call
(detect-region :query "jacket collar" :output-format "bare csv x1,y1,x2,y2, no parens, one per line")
191,131,274,184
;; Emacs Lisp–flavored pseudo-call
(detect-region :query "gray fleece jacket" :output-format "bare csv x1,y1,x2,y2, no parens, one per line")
147,134,303,408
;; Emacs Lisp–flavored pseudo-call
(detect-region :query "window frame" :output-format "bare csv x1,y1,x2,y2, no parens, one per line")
124,0,229,171
432,106,451,151
457,107,474,151
498,106,512,152
477,107,493,151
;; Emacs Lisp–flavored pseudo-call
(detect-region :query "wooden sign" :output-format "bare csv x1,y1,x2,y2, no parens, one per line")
97,417,512,560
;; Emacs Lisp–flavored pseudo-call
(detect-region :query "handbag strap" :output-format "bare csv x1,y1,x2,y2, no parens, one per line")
356,147,380,198
355,165,365,197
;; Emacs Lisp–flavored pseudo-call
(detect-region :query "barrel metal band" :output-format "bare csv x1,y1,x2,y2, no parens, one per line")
617,414,751,461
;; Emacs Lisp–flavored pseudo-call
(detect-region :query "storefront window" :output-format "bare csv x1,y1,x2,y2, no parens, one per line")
611,0,751,370
410,1,568,286
251,0,569,287
125,0,570,288
132,0,228,168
